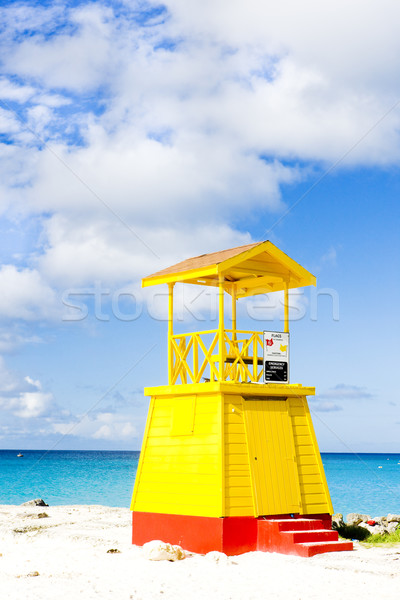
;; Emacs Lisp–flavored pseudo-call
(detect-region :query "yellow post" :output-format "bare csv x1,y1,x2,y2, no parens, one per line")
284,285,289,333
218,276,225,381
231,287,237,339
231,286,237,381
168,283,174,384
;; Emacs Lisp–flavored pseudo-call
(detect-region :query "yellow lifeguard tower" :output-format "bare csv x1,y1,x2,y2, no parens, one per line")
131,241,352,556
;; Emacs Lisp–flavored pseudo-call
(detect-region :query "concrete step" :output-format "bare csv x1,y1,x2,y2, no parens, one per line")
296,540,354,558
281,528,338,544
257,517,353,556
271,518,325,532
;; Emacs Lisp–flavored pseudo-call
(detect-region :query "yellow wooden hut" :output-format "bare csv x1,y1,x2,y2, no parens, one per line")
131,240,352,556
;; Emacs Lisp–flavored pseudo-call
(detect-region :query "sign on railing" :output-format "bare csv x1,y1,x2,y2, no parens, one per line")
263,331,290,384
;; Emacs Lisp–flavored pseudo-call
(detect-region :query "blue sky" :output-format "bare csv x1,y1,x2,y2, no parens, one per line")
0,0,399,452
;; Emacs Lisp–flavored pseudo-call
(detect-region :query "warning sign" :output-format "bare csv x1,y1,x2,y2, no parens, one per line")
263,331,289,384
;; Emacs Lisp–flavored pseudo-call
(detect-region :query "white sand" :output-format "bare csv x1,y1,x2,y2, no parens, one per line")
0,504,399,600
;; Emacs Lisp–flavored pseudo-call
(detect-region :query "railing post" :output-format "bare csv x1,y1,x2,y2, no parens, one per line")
180,337,187,384
231,287,237,341
218,275,225,381
168,283,174,384
193,334,199,383
253,334,257,383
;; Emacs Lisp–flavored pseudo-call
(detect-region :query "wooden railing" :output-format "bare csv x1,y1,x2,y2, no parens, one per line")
169,329,263,384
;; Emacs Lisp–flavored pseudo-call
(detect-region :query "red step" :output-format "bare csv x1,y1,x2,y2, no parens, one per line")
297,540,354,558
269,518,325,531
257,517,353,557
281,528,338,544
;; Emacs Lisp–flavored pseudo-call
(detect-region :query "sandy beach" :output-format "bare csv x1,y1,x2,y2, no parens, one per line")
0,503,399,600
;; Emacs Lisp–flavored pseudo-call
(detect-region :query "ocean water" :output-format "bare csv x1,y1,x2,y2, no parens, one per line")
0,450,140,508
1,450,400,518
322,453,400,517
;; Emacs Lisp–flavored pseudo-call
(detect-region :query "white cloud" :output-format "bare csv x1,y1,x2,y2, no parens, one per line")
0,265,61,321
0,353,139,443
52,411,137,441
319,384,374,401
0,1,399,309
0,107,21,134
0,329,42,354
12,388,54,419
0,3,398,373
5,4,116,92
34,214,254,288
309,384,374,413
311,401,343,413
0,359,55,419
0,77,35,102
166,0,400,91
92,420,136,440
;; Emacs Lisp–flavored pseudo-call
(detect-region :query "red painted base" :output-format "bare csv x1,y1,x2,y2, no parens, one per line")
132,512,257,555
132,511,353,557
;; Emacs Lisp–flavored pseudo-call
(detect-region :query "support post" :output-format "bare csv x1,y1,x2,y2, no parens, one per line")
231,287,237,340
168,283,174,384
284,285,289,333
231,286,238,382
218,276,225,381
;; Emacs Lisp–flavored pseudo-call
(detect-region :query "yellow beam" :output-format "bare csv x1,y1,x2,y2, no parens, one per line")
218,241,272,274
219,241,315,290
261,243,316,286
235,274,281,291
231,261,291,277
142,265,219,287
144,382,316,397
235,276,304,298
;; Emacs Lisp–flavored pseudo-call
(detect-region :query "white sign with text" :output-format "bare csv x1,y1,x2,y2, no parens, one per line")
263,331,289,384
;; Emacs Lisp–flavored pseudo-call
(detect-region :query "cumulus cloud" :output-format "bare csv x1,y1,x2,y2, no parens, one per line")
0,0,399,314
6,5,117,92
52,410,138,442
0,359,56,418
0,265,61,321
0,354,141,445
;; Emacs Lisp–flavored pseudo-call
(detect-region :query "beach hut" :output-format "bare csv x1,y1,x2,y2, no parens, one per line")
131,241,352,556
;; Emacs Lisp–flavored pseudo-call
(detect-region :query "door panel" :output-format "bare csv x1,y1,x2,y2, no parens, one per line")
243,399,301,516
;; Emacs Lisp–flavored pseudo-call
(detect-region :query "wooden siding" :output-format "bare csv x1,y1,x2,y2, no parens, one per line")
131,388,332,520
131,393,222,517
223,395,255,516
288,397,333,515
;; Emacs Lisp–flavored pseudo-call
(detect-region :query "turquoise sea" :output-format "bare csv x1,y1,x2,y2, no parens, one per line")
1,450,400,518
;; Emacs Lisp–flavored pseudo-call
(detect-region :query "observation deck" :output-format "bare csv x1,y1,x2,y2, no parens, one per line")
142,239,316,386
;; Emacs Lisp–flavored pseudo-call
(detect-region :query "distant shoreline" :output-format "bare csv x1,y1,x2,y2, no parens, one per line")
0,446,400,457
1,449,399,454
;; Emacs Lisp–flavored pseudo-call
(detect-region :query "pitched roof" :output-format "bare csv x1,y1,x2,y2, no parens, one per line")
147,242,258,279
142,240,316,297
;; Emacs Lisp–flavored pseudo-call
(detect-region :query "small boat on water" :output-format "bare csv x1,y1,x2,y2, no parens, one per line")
17,452,23,458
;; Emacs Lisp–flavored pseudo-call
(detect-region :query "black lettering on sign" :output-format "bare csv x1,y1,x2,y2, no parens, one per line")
264,360,288,383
